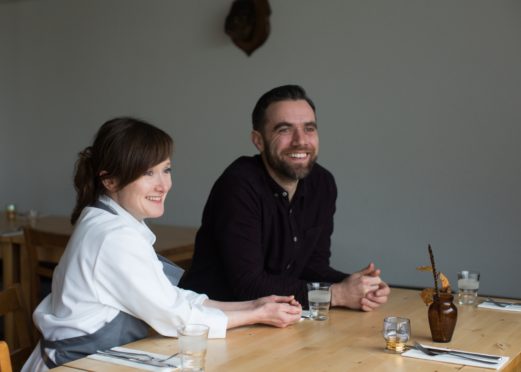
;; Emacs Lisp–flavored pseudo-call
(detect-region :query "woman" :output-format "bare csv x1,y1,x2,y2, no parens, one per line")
22,117,302,371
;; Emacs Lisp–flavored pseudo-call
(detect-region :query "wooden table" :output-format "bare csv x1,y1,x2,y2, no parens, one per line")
1,214,197,349
48,288,521,371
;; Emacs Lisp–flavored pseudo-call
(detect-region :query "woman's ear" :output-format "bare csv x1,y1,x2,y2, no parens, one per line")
251,130,265,153
99,171,117,192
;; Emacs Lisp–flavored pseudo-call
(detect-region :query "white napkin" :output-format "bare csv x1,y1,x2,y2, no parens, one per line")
88,346,179,371
478,301,521,312
402,344,509,370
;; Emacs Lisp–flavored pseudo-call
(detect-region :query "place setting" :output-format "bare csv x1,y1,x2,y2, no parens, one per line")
479,298,521,312
384,245,510,369
87,324,209,371
89,347,179,371
455,266,521,312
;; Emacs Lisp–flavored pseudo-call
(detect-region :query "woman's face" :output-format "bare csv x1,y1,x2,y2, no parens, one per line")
106,159,172,221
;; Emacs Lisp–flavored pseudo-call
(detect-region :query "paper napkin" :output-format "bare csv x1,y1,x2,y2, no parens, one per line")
88,346,179,371
478,301,521,312
402,344,509,370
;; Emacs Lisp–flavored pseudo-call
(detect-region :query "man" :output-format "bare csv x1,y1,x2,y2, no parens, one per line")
180,85,390,311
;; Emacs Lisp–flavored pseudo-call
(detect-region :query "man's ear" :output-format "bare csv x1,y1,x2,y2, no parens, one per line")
251,130,265,153
100,171,117,192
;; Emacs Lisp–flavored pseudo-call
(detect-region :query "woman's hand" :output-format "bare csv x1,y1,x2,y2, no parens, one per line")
253,300,302,327
251,295,301,309
205,295,302,329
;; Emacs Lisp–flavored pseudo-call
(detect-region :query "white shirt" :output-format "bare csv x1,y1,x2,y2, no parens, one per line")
22,196,227,371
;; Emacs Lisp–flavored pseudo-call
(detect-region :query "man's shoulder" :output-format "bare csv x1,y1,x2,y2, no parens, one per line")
225,155,261,171
206,155,268,200
311,162,334,177
219,155,264,181
309,162,336,184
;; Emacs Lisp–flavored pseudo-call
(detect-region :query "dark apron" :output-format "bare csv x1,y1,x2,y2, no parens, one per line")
40,200,185,368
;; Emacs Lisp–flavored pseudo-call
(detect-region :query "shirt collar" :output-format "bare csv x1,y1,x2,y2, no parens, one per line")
98,195,156,245
255,154,308,201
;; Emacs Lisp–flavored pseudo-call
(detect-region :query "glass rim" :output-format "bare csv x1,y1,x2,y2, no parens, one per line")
383,316,410,324
177,323,210,335
307,282,331,288
458,269,480,275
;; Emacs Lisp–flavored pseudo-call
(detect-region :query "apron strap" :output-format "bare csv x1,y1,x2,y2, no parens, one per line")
40,311,149,368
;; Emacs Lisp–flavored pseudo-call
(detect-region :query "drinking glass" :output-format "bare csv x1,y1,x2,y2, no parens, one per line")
5,203,16,221
307,282,331,320
457,270,480,306
383,316,410,353
178,324,209,371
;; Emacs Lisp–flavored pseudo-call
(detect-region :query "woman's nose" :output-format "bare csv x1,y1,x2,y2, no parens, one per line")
156,174,172,192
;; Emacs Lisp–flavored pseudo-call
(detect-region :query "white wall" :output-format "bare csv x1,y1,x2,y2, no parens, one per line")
1,0,520,298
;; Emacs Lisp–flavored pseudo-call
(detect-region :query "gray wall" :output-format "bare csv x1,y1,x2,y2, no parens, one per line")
1,0,520,298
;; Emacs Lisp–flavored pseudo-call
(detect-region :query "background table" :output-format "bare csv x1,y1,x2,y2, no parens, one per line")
50,288,521,371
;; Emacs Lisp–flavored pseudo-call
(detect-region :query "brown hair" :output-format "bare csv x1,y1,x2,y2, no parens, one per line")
251,84,316,132
71,117,173,224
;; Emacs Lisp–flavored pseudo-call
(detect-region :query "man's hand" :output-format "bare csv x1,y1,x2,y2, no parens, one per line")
330,262,390,311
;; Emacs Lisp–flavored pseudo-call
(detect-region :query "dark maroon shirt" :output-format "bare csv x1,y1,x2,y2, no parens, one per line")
179,155,347,305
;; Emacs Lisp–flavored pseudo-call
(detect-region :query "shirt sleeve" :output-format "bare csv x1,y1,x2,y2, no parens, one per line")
300,175,348,285
94,227,228,338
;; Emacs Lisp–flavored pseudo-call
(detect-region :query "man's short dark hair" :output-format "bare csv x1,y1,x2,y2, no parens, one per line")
251,84,316,132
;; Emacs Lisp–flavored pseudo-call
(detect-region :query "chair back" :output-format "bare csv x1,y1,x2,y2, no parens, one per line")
0,285,34,372
23,226,70,314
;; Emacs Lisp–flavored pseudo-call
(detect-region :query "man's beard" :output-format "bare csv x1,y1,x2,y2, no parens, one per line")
264,143,317,181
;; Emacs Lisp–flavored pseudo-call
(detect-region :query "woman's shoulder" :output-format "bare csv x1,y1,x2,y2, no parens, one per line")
73,207,145,246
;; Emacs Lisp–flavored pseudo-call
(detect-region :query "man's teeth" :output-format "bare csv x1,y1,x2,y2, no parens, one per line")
146,196,162,201
288,153,307,158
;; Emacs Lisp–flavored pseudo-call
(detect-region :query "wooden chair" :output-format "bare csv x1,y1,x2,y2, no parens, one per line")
23,226,70,315
0,341,13,372
0,285,34,372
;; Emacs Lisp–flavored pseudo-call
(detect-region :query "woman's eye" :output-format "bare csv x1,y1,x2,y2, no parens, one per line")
164,167,172,174
144,170,153,176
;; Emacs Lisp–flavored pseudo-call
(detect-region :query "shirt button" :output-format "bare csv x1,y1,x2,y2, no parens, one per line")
289,209,293,214
282,191,288,197
286,263,292,270
293,236,298,242
274,193,279,197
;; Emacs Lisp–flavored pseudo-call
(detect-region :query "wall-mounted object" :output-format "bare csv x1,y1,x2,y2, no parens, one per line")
225,0,271,56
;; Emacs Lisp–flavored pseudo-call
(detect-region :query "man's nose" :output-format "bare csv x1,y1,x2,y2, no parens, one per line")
291,128,306,146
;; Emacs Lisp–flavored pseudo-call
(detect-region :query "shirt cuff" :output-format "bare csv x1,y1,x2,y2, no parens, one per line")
187,304,228,339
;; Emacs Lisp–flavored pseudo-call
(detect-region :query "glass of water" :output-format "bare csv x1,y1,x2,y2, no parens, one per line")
457,270,480,306
178,324,209,371
307,282,331,320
